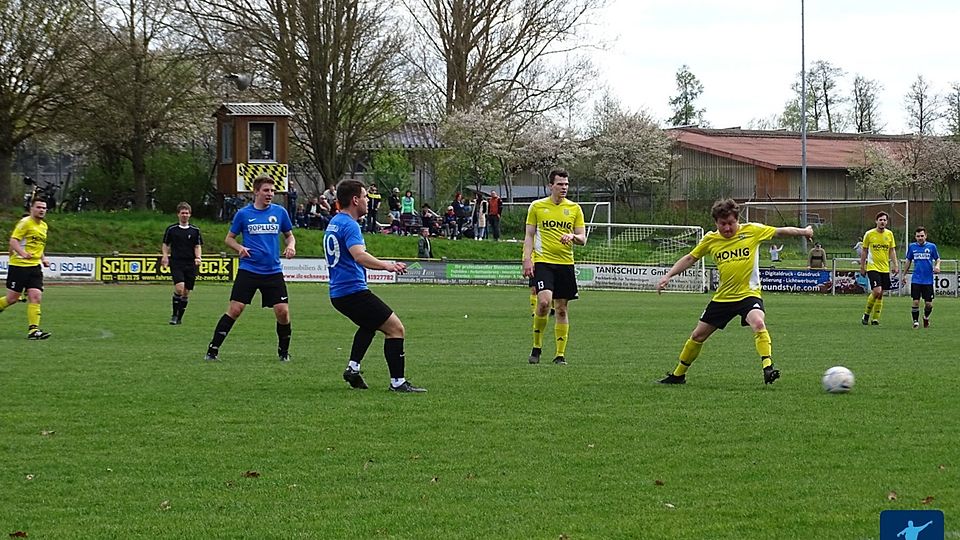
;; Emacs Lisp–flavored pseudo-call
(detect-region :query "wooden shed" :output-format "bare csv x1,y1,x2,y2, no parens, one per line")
214,103,294,194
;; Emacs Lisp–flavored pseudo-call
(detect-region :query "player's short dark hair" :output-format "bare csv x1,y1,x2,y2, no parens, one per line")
711,198,740,221
549,169,569,184
177,202,191,212
253,175,275,192
30,198,47,207
915,226,926,234
337,179,365,208
876,211,889,220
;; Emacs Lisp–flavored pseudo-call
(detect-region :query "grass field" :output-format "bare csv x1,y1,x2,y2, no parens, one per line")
1,284,957,539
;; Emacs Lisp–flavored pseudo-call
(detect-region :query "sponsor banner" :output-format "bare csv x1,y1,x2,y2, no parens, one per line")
445,263,525,284
280,258,396,283
396,260,448,284
1,255,97,281
903,272,957,296
97,255,236,282
833,270,905,295
760,269,832,293
577,263,705,290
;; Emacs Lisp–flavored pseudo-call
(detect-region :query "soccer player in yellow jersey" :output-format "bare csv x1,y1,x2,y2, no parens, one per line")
522,169,586,365
656,199,813,384
859,211,899,326
1,198,52,339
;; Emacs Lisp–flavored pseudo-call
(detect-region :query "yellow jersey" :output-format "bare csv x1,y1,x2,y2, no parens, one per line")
525,197,585,265
9,216,48,268
862,228,896,273
690,222,776,302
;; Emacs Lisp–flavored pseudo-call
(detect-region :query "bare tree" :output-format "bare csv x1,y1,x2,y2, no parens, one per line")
668,65,706,127
63,0,210,208
0,0,87,203
849,75,884,133
180,0,406,187
808,60,845,132
401,0,602,123
904,74,941,135
945,82,960,137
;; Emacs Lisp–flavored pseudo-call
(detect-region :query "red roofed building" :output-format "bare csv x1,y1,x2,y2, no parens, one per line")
668,127,917,201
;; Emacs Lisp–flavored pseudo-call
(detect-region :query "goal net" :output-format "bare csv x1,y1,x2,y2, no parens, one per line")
576,222,706,292
500,201,611,239
741,200,909,249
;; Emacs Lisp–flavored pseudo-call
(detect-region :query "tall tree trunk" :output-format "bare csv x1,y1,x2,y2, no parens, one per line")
0,146,14,205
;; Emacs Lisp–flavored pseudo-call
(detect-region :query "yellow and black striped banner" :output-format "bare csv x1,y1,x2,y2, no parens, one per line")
236,163,288,192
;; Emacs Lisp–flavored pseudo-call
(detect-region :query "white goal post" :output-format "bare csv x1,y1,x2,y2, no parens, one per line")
576,222,707,292
741,199,910,249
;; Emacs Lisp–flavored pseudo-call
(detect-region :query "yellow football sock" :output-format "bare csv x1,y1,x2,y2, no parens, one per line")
755,329,772,368
673,338,703,376
0,296,9,311
554,323,569,356
533,315,548,348
864,296,876,317
27,303,41,329
872,297,883,321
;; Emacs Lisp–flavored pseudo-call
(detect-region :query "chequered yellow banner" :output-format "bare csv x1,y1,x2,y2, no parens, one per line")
236,163,288,192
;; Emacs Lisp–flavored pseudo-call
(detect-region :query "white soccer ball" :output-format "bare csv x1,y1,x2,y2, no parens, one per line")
821,366,855,393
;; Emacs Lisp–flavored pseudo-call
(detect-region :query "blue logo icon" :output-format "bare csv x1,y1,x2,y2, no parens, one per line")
880,510,943,540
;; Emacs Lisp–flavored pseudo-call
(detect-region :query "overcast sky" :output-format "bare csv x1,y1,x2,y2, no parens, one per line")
589,0,958,134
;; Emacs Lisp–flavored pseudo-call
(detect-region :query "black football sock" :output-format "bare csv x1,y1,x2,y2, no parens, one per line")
384,338,405,379
350,327,376,364
179,297,189,320
172,294,182,317
912,307,920,323
209,314,236,352
924,306,932,319
276,322,291,356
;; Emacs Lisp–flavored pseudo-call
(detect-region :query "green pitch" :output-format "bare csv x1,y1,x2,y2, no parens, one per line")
1,284,956,539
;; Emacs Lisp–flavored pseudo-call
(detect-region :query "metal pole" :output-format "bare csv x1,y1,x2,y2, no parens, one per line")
800,0,809,253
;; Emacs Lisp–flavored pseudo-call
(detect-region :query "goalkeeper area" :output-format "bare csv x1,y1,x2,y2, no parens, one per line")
741,199,909,248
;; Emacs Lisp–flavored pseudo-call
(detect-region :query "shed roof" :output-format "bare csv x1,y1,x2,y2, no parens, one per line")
363,122,444,150
669,127,913,170
216,103,295,117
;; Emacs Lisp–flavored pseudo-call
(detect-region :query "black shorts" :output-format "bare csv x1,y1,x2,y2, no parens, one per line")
531,263,579,300
230,269,288,307
866,271,892,291
911,283,935,302
169,259,197,290
699,297,765,330
6,264,43,292
331,289,394,331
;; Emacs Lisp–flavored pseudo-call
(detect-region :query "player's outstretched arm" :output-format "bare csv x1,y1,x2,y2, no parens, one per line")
773,225,813,238
348,244,406,274
656,254,698,295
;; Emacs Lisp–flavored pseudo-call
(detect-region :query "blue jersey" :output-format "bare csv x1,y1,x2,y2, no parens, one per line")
229,203,293,274
906,241,939,285
324,212,368,298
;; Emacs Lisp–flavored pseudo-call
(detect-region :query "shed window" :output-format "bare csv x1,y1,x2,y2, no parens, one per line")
248,122,276,162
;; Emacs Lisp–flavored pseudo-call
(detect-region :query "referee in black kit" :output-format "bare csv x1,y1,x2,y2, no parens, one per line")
161,202,204,325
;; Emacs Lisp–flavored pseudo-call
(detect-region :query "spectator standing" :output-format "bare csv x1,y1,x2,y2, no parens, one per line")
388,188,402,222
366,184,382,232
401,190,416,235
808,242,827,269
286,186,298,218
487,190,503,240
475,195,487,240
452,192,467,236
418,227,433,258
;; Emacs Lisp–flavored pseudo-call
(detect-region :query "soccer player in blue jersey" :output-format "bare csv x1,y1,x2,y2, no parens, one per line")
903,226,940,328
325,179,425,393
205,176,296,362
